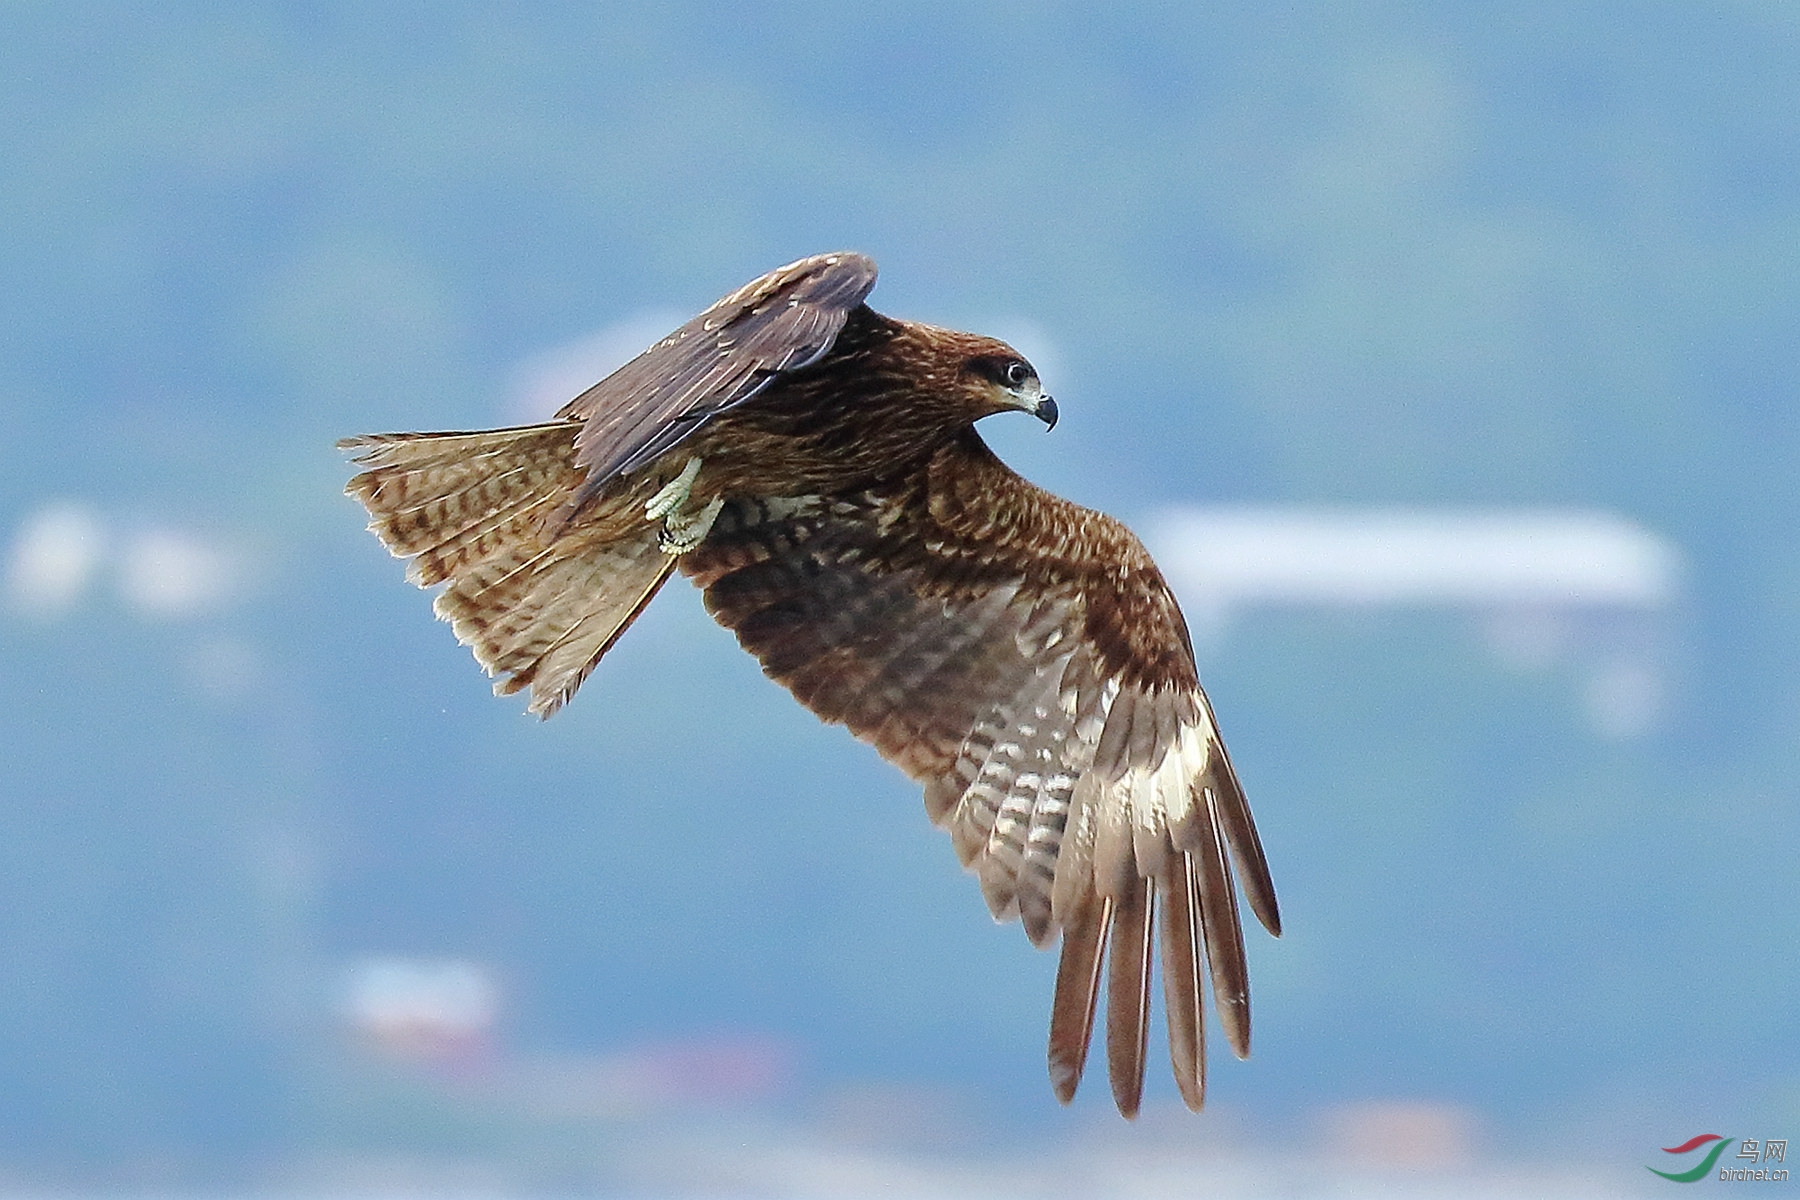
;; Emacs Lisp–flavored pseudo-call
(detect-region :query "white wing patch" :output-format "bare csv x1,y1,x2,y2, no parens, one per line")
931,622,1233,958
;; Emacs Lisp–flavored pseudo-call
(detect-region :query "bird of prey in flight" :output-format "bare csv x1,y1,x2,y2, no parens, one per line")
341,252,1280,1117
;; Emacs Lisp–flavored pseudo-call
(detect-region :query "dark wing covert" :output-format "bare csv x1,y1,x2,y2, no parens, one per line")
557,251,879,509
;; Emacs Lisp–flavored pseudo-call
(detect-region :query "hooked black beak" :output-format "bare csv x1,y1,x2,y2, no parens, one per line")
1035,395,1058,431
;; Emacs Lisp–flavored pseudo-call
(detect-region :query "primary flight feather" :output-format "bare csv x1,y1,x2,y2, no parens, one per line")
340,252,1281,1117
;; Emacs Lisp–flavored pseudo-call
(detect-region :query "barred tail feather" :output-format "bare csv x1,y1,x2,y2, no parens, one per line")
341,423,674,717
434,528,675,716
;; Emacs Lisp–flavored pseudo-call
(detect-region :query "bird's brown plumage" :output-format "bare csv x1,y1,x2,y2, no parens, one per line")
340,251,1280,1117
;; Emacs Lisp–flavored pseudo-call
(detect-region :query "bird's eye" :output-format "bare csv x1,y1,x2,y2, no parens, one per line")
1005,361,1029,386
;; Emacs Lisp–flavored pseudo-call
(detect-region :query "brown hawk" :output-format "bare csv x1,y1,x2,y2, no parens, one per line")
340,252,1281,1116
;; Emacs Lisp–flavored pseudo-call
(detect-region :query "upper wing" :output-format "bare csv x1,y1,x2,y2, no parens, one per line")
679,432,1280,1117
557,251,879,509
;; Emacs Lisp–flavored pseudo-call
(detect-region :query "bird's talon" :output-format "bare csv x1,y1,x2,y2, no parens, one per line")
658,496,724,555
645,456,703,520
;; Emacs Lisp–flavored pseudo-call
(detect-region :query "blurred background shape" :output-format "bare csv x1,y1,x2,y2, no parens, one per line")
1147,508,1680,612
341,957,499,1064
1146,506,1681,736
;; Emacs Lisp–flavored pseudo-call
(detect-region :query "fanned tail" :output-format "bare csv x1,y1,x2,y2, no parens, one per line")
340,423,676,716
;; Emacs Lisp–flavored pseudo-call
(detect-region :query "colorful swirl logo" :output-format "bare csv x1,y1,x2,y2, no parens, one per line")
1649,1134,1735,1183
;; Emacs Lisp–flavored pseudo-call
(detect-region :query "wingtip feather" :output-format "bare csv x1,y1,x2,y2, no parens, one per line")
1048,894,1109,1105
1160,854,1206,1112
1105,878,1153,1119
1194,788,1253,1061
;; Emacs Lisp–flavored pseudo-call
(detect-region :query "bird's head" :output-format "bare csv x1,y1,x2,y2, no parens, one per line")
960,346,1058,431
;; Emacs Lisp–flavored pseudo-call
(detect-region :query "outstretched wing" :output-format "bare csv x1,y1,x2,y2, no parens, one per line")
557,251,879,508
680,431,1280,1117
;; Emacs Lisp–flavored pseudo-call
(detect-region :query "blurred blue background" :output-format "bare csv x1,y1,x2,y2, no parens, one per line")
2,3,1795,1194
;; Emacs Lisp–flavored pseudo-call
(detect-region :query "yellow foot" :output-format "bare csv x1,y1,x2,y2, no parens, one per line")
659,496,724,555
645,456,703,521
